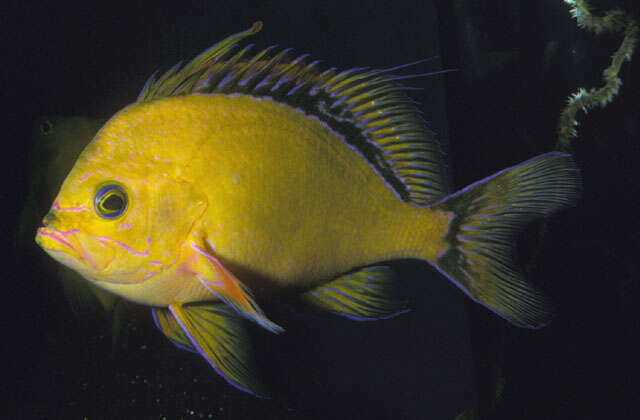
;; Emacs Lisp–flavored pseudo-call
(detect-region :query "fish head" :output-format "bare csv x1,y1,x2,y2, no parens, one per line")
35,111,208,290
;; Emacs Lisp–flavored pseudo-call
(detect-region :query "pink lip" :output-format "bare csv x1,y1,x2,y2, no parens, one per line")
37,227,76,252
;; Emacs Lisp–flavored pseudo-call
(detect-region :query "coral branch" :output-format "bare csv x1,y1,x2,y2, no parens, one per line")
557,0,638,151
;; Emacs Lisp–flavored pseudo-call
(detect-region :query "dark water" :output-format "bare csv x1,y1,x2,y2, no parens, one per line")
5,0,639,418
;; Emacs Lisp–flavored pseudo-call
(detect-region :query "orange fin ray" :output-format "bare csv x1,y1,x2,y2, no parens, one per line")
189,242,283,334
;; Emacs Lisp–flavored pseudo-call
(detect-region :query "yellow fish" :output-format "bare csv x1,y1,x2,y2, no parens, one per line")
35,22,580,396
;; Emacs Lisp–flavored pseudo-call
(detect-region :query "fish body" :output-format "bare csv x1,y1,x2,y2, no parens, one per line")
59,94,449,306
35,23,580,396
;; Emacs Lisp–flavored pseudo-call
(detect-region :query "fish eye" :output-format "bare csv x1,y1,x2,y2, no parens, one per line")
94,183,128,219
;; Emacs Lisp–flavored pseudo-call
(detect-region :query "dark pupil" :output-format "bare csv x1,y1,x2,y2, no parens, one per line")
102,194,124,211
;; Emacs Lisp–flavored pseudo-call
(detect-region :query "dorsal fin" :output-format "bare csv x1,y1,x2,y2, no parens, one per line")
137,22,449,204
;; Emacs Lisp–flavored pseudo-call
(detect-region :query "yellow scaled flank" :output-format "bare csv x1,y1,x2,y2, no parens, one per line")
126,94,447,289
61,93,452,305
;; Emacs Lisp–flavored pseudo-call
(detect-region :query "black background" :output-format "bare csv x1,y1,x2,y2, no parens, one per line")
4,0,639,418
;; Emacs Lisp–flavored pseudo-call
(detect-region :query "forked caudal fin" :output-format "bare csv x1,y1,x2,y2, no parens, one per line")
432,152,580,328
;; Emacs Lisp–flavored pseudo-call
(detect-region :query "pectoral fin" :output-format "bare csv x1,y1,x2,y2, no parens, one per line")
302,266,409,320
168,302,267,397
188,242,283,334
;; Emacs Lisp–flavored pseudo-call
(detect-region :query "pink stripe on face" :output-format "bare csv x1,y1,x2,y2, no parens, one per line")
117,222,132,231
113,240,150,257
75,238,98,270
52,201,90,212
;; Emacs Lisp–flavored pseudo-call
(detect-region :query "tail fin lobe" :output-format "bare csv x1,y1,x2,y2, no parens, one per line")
434,152,580,328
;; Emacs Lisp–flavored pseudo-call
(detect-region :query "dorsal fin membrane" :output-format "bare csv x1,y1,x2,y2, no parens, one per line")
137,22,448,204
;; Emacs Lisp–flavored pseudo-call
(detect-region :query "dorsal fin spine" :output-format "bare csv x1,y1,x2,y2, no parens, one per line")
253,49,293,91
152,61,183,96
308,68,336,95
324,69,366,93
339,76,387,100
348,86,404,112
237,47,277,87
137,70,158,102
270,54,310,91
216,46,255,90
327,68,371,94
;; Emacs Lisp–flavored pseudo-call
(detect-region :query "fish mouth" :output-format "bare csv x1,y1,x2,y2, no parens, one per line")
36,227,76,251
35,226,85,268
36,225,118,274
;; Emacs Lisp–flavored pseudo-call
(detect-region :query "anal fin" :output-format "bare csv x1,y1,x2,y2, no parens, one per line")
302,266,409,321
